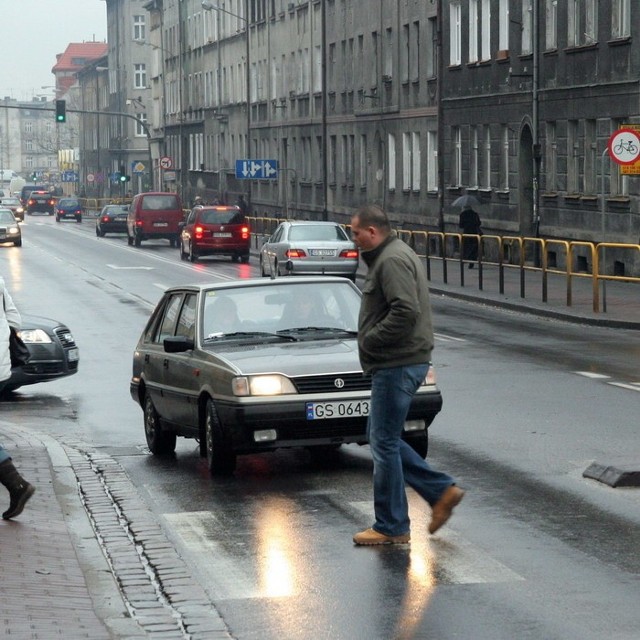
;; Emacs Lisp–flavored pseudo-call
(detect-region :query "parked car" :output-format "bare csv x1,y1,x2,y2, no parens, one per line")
0,197,25,221
179,205,250,263
0,209,22,247
260,220,359,281
2,314,79,394
96,204,129,236
130,277,442,475
26,191,56,216
127,192,184,247
55,197,83,223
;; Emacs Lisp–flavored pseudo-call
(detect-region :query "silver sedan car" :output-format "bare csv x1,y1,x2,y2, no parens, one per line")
130,277,442,475
259,220,359,281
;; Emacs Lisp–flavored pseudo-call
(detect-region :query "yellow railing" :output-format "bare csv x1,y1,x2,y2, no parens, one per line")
248,215,640,314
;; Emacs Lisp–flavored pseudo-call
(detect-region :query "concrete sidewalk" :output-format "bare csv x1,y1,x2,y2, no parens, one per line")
0,423,231,639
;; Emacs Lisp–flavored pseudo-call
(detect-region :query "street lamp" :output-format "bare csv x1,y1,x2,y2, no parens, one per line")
201,0,251,204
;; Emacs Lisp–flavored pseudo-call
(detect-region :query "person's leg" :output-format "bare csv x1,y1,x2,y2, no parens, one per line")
0,446,35,520
367,364,428,536
400,440,455,505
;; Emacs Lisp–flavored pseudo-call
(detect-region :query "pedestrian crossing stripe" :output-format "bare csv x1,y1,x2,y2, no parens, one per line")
607,381,640,392
434,332,467,342
574,371,610,379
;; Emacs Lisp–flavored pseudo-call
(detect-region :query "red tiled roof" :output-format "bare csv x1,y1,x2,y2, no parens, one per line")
51,42,108,73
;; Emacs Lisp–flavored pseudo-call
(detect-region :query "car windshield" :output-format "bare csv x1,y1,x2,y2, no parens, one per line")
288,224,349,242
0,210,16,223
199,208,244,224
59,199,79,207
141,194,179,210
201,281,360,341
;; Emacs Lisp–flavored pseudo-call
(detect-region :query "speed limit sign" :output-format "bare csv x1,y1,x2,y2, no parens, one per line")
159,156,173,170
608,129,640,166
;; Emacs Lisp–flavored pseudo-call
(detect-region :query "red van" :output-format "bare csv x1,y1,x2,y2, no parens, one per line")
127,192,184,247
179,205,251,263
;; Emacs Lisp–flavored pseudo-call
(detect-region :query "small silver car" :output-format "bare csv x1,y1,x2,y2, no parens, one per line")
130,277,442,475
259,220,359,281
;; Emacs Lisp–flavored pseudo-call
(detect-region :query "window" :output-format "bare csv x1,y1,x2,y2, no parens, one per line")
451,126,462,186
426,17,437,77
410,22,420,83
481,0,491,60
567,120,579,193
329,135,337,183
522,0,533,54
360,134,367,187
568,0,597,46
612,0,630,38
384,28,393,78
135,112,147,138
584,119,597,194
499,0,509,51
412,132,421,191
545,0,558,49
545,121,557,191
470,126,479,188
134,63,147,89
26,140,33,151
450,2,462,65
24,121,33,133
469,0,479,63
427,131,438,191
500,125,509,190
387,133,396,191
175,294,196,341
156,295,183,343
401,24,410,82
133,15,146,41
401,132,420,190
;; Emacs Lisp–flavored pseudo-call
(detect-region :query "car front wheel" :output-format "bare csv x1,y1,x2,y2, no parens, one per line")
144,394,176,455
204,399,236,476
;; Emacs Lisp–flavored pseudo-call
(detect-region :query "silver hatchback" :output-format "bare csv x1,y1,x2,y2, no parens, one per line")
260,220,359,281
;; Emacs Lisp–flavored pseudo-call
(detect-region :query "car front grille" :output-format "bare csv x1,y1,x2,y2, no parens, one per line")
292,372,371,394
281,420,367,440
54,327,76,347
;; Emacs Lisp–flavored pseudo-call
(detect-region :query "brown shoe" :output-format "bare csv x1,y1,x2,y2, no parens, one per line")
353,528,410,546
428,485,465,534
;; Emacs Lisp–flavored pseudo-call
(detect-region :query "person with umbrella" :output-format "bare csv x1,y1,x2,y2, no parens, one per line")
454,195,483,268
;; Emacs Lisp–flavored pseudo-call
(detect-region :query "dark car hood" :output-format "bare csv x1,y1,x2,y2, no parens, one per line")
21,314,67,331
205,338,362,376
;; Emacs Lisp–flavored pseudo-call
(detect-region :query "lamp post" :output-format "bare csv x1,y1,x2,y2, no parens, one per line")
202,1,251,205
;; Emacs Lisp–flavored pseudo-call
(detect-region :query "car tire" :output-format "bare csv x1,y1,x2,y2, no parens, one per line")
204,398,236,476
240,253,250,264
13,239,22,247
56,216,60,222
260,256,268,277
134,234,141,247
189,243,198,262
406,432,429,459
231,254,239,263
76,216,82,223
96,227,105,237
127,234,133,246
144,394,177,455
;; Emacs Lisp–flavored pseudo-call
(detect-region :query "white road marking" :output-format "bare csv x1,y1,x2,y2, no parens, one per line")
575,371,611,379
106,264,154,270
434,332,467,342
607,382,640,392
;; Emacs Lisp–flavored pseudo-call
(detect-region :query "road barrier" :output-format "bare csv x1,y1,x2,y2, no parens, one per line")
247,216,640,314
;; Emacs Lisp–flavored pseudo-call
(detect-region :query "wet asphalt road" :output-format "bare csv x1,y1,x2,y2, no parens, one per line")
2,215,639,640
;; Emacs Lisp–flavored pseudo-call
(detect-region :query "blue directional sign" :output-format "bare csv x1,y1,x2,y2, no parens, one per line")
235,159,279,180
61,170,79,183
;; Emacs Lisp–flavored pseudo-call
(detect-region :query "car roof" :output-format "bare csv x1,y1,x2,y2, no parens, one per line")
163,276,356,295
283,220,343,226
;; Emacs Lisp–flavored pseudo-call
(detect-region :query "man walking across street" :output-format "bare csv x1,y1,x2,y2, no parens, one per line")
350,204,464,545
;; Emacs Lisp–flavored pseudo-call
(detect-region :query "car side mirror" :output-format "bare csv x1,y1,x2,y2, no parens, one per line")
164,336,194,353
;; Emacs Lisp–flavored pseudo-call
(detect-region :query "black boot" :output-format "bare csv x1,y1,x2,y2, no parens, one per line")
0,459,35,520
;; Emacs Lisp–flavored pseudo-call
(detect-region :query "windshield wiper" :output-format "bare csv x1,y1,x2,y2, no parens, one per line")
277,327,358,336
204,331,298,342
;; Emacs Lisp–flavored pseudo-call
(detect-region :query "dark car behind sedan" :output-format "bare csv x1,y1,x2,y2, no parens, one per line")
55,198,83,223
2,314,79,394
96,204,129,236
26,192,56,216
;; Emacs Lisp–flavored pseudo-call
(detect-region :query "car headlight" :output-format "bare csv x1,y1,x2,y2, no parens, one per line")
16,207,24,213
232,375,297,396
19,328,52,344
8,226,19,234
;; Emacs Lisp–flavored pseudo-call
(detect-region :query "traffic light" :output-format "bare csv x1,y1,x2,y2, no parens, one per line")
119,173,128,183
55,99,66,123
118,165,128,182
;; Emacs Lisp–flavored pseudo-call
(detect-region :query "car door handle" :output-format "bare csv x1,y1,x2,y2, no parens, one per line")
144,354,150,363
163,359,169,369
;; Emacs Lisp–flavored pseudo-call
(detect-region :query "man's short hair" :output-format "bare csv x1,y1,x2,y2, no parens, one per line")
354,204,391,233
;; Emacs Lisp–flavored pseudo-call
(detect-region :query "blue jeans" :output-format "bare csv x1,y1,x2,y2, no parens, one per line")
0,445,10,465
367,364,455,537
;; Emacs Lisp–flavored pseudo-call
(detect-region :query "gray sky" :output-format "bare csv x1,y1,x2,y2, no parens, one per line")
1,0,107,101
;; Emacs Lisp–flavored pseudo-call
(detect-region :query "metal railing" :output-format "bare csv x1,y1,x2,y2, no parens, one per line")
247,216,640,314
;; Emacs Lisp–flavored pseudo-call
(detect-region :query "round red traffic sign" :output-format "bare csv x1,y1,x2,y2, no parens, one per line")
608,129,640,165
159,156,173,170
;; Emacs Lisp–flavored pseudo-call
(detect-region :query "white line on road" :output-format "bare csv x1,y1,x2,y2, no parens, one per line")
434,332,467,342
607,381,640,392
106,264,154,270
574,371,611,379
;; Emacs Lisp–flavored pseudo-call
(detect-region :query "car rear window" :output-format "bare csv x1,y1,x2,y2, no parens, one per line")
59,199,79,207
141,195,179,211
200,209,244,224
289,224,348,242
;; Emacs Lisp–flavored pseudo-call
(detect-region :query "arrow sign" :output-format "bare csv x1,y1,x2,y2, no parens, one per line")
264,160,278,178
235,159,279,180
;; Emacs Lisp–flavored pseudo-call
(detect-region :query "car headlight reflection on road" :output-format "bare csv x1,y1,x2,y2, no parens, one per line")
19,328,52,344
232,375,297,396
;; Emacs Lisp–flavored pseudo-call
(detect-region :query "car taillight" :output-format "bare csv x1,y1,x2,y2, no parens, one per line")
195,225,204,240
135,219,143,226
28,199,34,205
285,248,306,258
101,216,109,223
49,200,55,205
241,226,250,240
339,249,359,259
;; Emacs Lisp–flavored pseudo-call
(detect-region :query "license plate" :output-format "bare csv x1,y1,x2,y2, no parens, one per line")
67,348,79,362
213,232,232,237
153,222,169,227
306,400,370,420
310,249,336,256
